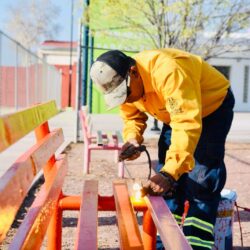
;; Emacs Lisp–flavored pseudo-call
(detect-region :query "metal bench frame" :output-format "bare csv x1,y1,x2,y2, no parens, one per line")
0,101,191,250
79,108,125,177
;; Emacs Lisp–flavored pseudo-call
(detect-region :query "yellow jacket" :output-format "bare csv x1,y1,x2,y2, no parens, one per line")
120,48,229,180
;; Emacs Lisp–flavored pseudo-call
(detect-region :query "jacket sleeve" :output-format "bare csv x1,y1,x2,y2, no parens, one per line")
156,67,202,180
119,103,148,144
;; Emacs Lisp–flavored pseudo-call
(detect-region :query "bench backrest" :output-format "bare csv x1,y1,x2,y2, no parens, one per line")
79,106,93,144
0,101,67,249
79,107,123,147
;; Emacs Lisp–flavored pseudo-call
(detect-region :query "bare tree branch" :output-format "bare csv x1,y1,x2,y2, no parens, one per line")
89,0,250,59
6,0,61,51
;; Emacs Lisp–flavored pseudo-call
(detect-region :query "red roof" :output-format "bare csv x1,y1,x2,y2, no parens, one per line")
41,40,78,49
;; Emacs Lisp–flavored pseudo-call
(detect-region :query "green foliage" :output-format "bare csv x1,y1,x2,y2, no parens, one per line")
85,0,250,59
82,0,250,113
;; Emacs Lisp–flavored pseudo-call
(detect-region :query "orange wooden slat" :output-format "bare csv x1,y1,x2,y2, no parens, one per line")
75,180,98,250
9,154,68,250
0,100,58,152
144,196,192,250
113,180,144,250
0,129,64,242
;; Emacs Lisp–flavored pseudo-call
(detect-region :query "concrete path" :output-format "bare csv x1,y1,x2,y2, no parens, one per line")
89,111,250,143
0,110,249,177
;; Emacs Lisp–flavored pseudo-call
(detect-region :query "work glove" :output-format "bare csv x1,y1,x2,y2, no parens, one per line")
119,139,141,161
142,172,176,196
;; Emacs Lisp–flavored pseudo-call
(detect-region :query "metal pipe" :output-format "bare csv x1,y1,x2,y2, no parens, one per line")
59,195,81,210
59,195,117,211
75,18,83,143
142,209,157,250
81,0,90,106
47,198,63,250
59,195,148,212
68,0,74,107
88,35,94,113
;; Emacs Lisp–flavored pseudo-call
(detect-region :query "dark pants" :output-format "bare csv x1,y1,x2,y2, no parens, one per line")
157,89,235,250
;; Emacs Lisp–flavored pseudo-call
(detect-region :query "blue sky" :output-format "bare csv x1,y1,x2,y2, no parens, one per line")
0,0,83,42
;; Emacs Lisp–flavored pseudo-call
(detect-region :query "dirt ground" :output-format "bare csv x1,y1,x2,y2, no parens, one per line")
1,139,250,250
61,139,250,250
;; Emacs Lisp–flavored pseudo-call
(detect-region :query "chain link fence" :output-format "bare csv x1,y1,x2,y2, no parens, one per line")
0,31,61,115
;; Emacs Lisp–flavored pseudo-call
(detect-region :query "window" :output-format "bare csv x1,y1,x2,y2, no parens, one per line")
213,66,231,80
243,66,249,103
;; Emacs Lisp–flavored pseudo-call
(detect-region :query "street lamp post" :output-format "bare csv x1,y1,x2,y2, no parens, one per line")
68,0,74,107
88,36,94,113
82,0,90,106
151,118,161,131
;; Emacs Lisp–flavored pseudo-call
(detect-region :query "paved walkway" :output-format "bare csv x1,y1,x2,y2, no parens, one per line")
91,112,250,143
0,110,249,177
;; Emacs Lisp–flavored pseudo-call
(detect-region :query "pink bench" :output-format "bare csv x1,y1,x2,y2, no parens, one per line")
79,108,125,177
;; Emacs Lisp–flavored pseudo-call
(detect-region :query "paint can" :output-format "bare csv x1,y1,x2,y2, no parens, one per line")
213,189,237,250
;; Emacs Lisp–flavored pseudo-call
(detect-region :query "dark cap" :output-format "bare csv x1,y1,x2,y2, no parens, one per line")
96,50,134,78
90,50,135,110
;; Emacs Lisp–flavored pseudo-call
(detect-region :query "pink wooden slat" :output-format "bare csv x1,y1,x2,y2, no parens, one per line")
113,180,144,250
144,196,192,250
9,154,68,250
75,180,98,250
79,110,91,145
0,129,64,243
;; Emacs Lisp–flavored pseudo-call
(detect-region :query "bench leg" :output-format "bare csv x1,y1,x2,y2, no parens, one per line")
83,147,91,174
118,161,124,178
114,149,119,163
142,209,157,250
47,200,63,250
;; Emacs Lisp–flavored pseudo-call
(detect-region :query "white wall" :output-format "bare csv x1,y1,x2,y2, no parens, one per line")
208,53,250,112
43,53,77,65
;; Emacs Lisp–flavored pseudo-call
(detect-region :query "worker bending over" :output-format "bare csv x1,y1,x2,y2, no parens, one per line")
90,48,235,250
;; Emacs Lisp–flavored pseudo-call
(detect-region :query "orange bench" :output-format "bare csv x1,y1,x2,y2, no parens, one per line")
0,101,191,249
72,179,192,250
0,101,66,249
79,107,125,177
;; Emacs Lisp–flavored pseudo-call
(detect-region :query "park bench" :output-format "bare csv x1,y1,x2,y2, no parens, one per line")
79,107,125,177
0,100,192,249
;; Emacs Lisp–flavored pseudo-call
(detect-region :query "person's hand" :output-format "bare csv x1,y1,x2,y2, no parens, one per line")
119,139,141,161
142,172,176,196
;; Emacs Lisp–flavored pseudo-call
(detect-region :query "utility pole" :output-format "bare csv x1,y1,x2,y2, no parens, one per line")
82,0,90,106
151,119,161,131
88,36,94,113
68,0,74,107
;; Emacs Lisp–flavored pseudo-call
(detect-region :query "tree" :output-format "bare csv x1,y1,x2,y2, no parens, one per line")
6,0,61,51
87,0,250,59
